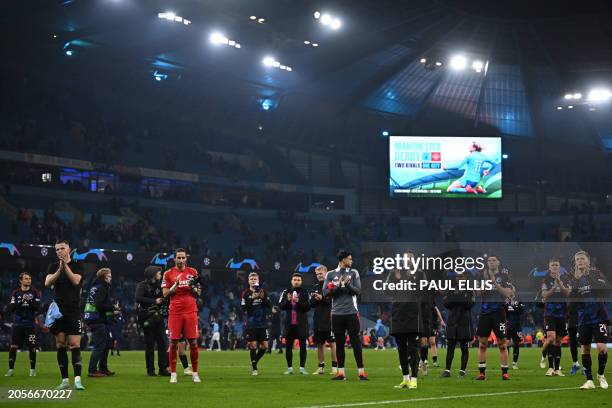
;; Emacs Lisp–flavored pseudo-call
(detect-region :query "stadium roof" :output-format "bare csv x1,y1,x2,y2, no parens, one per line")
5,0,612,145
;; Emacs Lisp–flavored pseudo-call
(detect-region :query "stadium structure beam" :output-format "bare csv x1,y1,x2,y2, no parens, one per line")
303,5,446,81
473,25,498,128
412,19,482,122
345,16,467,106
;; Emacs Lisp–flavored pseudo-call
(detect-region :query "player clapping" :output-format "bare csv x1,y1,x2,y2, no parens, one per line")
241,272,271,376
571,251,609,390
6,272,40,378
162,249,202,384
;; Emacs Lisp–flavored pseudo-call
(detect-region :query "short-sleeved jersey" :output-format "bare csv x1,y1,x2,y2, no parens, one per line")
480,269,513,315
161,266,198,315
572,269,609,326
241,288,270,329
541,273,572,318
10,287,41,327
47,261,83,318
452,152,495,182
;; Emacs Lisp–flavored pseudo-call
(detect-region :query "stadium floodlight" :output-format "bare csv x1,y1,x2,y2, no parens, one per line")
262,56,276,67
210,32,240,48
573,93,582,99
249,15,257,20
564,94,573,100
320,14,332,25
450,54,467,71
382,131,390,137
420,58,427,64
568,105,574,109
587,88,611,103
210,32,228,44
257,18,265,23
158,12,191,26
312,43,318,47
65,50,74,56
314,11,321,19
262,56,291,71
472,60,484,73
502,153,508,159
435,61,443,67
304,40,310,45
556,106,563,110
331,18,342,30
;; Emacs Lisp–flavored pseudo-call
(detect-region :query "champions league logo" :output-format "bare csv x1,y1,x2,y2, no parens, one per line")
0,243,21,257
295,262,321,273
226,258,259,270
71,248,108,262
151,253,174,266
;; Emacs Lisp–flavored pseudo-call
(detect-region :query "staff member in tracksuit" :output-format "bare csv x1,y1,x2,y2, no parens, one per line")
279,273,310,375
441,272,475,378
310,265,338,375
323,250,368,381
84,268,118,377
389,261,425,390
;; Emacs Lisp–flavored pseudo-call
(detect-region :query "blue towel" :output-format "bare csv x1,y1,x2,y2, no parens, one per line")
45,301,63,328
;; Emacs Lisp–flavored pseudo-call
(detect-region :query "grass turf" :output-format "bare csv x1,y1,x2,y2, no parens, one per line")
0,347,609,407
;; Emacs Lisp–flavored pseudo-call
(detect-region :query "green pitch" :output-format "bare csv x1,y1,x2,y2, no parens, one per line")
0,347,609,407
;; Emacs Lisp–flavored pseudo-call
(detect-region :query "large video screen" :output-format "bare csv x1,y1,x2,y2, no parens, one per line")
389,136,502,198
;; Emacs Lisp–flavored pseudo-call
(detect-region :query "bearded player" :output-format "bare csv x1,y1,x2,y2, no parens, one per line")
162,249,201,383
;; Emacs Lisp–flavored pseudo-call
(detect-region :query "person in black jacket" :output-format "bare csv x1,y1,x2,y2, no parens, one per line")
279,273,310,375
441,273,474,378
389,261,425,390
135,266,170,376
84,268,118,377
310,265,338,375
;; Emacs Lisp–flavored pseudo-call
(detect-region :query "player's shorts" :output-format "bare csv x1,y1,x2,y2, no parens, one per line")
331,314,360,338
507,328,522,340
578,323,609,345
313,330,335,344
50,316,82,336
168,312,199,341
245,328,268,342
477,310,507,339
457,177,479,188
544,316,568,337
11,326,36,348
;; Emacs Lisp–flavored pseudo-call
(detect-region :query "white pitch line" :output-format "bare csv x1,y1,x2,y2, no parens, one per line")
292,387,577,408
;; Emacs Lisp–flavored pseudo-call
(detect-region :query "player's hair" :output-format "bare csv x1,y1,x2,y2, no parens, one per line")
55,239,70,246
486,254,500,262
314,265,328,273
144,265,161,278
96,268,111,279
248,272,259,278
18,271,32,282
548,257,560,264
174,248,187,256
291,272,303,279
574,250,590,260
472,142,482,152
337,249,352,262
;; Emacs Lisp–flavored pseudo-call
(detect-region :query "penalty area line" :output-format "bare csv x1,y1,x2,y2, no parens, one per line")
291,387,577,408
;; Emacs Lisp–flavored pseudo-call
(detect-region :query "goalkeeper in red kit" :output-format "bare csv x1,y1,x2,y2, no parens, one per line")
162,249,202,384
